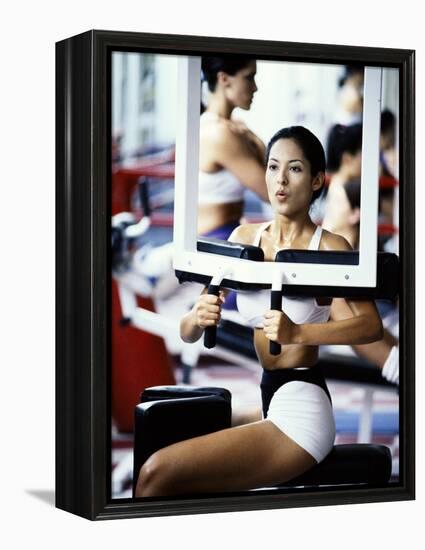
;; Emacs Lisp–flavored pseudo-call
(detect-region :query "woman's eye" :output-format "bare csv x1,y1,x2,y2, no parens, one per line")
268,164,277,171
290,166,301,172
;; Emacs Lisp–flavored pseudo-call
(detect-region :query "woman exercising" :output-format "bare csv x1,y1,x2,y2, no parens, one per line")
198,56,269,239
134,57,268,302
135,126,383,498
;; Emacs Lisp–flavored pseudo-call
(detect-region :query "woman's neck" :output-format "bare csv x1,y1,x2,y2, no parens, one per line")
270,214,315,249
206,93,234,120
332,165,353,183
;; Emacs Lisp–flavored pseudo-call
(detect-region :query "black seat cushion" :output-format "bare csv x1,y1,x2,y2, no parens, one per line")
140,385,231,404
133,386,231,495
280,444,392,487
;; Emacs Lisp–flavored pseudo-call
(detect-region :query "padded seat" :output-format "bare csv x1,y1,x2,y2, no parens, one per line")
281,444,391,487
133,386,231,495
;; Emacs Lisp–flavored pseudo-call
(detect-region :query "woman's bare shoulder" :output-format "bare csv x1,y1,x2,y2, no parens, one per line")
320,228,353,251
228,223,264,245
201,117,242,148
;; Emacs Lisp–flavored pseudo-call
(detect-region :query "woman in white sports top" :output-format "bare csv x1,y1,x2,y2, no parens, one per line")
135,126,383,498
198,56,269,238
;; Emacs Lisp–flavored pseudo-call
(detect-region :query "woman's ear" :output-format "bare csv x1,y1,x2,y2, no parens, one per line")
217,71,230,88
312,172,325,193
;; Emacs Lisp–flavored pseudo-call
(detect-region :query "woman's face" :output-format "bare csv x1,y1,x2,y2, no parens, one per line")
221,61,257,110
266,138,323,217
343,149,362,179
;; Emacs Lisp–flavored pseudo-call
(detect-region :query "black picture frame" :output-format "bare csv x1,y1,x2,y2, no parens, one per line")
56,29,415,521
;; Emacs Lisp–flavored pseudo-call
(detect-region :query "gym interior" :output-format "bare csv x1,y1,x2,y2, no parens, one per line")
110,52,400,499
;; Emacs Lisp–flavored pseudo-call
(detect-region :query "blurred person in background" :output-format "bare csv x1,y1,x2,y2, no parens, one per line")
378,109,397,239
380,108,397,178
322,111,397,251
322,123,363,248
322,119,398,385
335,66,364,125
134,57,269,298
199,56,269,239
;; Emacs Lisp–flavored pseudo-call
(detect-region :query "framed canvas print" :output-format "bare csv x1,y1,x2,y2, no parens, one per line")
56,30,415,520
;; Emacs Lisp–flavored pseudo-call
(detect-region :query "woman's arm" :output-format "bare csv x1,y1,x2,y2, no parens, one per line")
263,231,383,346
180,288,227,343
330,298,397,368
264,300,383,346
229,120,266,163
180,224,254,343
210,125,269,202
263,298,383,346
297,300,382,345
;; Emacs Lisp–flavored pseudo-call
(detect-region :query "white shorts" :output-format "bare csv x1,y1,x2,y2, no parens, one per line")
266,381,336,463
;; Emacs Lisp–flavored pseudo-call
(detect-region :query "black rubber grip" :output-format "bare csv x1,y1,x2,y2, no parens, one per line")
204,284,220,349
270,289,282,356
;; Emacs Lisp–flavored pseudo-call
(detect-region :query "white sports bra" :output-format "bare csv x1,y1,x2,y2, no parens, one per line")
236,222,332,328
198,112,245,205
198,169,245,205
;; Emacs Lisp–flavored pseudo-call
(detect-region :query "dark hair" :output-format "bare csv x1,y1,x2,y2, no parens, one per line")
344,180,361,211
338,65,364,88
380,108,396,147
381,109,395,133
265,126,326,204
326,123,363,172
201,56,254,92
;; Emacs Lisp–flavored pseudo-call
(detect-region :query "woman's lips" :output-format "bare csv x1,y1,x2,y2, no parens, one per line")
275,192,288,202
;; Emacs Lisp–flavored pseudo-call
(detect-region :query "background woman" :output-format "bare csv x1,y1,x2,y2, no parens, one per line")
322,123,398,381
135,126,383,498
199,56,269,239
321,123,363,248
135,56,269,301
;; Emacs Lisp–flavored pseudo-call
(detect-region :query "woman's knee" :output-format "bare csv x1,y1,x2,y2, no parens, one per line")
135,450,170,498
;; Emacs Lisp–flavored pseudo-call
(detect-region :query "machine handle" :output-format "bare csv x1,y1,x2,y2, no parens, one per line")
138,177,151,217
269,289,282,356
204,284,221,349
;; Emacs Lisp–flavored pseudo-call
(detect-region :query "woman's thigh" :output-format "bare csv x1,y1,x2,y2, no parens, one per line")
136,420,317,497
